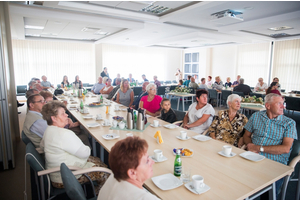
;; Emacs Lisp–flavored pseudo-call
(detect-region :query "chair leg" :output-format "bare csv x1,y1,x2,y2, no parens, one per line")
280,175,290,200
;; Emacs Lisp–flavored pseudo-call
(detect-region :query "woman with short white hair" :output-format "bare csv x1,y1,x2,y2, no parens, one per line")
207,94,248,147
139,83,162,117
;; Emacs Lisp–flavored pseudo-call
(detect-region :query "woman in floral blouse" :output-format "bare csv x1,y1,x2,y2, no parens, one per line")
207,94,248,147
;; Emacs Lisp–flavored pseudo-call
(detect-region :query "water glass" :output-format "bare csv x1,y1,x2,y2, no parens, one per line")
180,166,191,183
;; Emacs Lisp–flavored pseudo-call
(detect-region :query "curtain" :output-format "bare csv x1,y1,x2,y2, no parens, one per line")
12,40,95,87
236,42,271,87
272,39,300,92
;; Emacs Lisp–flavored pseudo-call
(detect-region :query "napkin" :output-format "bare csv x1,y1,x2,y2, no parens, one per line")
154,131,163,144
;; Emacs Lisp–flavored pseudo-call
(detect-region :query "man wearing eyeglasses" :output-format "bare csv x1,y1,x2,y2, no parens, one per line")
23,94,47,148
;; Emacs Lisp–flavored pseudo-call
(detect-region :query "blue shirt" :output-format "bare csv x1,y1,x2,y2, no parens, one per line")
183,80,190,87
92,83,105,94
244,111,297,165
29,111,48,138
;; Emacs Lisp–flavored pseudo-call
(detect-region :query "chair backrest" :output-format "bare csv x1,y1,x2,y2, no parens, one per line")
157,86,166,96
250,92,263,98
188,87,195,94
60,163,86,200
288,140,300,165
26,143,52,198
160,81,164,85
208,89,217,99
281,89,286,93
232,91,245,98
172,80,177,84
221,90,232,101
22,131,32,145
173,109,186,121
83,83,89,87
285,96,300,111
17,85,27,93
133,87,143,96
170,85,177,91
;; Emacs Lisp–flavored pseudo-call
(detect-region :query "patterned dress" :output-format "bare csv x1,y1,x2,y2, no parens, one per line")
207,110,248,147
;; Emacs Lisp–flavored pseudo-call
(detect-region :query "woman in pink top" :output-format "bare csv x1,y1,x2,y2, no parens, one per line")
139,83,162,117
266,82,281,96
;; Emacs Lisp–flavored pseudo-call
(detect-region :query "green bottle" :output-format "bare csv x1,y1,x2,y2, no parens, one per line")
174,149,182,177
80,100,84,110
100,94,103,103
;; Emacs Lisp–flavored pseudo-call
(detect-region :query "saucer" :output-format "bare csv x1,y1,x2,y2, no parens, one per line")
218,151,236,158
185,182,210,195
176,136,191,141
96,118,103,121
150,124,162,128
150,155,168,163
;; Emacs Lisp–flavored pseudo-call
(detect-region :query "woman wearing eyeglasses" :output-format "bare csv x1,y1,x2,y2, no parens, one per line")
139,83,162,117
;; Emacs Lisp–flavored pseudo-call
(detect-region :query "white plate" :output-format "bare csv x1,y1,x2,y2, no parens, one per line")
82,115,93,119
71,102,77,104
121,108,127,111
163,124,178,129
95,118,103,121
176,136,191,141
102,133,120,140
218,151,236,158
150,124,162,128
151,173,183,190
172,148,193,157
86,123,100,128
150,155,168,163
101,123,111,127
69,99,75,101
239,151,265,162
192,135,212,142
185,182,210,195
69,105,77,108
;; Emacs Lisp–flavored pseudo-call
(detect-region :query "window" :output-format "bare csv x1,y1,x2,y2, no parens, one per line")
184,52,199,79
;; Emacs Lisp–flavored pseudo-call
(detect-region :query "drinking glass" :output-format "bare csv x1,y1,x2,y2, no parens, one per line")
180,166,191,183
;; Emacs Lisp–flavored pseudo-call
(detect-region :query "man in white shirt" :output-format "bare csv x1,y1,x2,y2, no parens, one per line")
23,94,47,147
41,75,53,89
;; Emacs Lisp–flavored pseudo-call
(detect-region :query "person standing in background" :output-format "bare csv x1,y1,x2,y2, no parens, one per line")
174,68,183,83
101,67,109,78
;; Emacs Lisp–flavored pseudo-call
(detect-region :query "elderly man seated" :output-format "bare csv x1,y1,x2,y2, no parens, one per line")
23,94,47,147
233,78,252,95
243,93,297,197
153,75,161,88
92,77,105,94
189,77,199,89
41,75,53,89
132,81,149,109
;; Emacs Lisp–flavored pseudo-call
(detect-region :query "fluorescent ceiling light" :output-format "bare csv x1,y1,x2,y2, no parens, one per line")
24,25,44,30
94,31,109,35
268,26,293,31
25,34,41,37
81,27,101,32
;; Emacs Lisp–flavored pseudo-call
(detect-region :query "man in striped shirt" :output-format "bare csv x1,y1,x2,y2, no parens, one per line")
243,93,297,197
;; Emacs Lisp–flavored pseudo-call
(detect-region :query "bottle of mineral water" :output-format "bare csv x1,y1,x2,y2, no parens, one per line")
174,149,182,177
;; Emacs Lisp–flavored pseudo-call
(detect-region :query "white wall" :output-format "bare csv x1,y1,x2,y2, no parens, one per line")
95,43,183,82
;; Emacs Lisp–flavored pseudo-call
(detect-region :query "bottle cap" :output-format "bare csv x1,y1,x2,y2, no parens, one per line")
176,149,181,154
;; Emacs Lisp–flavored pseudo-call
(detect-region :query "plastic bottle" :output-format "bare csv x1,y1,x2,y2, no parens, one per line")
80,100,84,110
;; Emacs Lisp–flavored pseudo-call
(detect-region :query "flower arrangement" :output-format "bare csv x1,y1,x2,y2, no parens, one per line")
171,86,191,93
241,96,264,104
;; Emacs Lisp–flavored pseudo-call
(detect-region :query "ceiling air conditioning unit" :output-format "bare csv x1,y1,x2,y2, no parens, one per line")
211,9,243,25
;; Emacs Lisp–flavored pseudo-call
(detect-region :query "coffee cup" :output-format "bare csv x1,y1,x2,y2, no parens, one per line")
154,149,163,161
180,131,187,139
192,175,205,189
222,145,232,156
112,120,118,128
119,121,125,129
153,120,159,127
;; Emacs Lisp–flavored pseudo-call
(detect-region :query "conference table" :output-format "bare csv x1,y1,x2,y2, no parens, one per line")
56,92,293,200
167,92,195,111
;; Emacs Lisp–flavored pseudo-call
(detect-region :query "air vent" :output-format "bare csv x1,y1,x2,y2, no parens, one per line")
270,33,290,38
81,27,101,32
268,26,293,31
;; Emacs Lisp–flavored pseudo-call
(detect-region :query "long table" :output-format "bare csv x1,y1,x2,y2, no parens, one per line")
57,93,293,200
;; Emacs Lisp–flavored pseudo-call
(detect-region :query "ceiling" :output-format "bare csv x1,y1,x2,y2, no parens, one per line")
9,1,300,49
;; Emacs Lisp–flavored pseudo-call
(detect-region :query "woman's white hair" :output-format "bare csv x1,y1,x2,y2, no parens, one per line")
227,94,242,107
146,83,157,92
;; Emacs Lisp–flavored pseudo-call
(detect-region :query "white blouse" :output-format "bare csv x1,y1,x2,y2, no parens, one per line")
254,82,268,92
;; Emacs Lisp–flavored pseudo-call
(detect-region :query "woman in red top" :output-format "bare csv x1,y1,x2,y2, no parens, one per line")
139,83,162,117
266,82,281,95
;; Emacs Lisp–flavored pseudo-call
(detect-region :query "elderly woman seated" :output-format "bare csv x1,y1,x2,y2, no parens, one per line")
98,136,159,200
40,101,108,192
207,94,248,147
183,89,215,134
139,83,163,117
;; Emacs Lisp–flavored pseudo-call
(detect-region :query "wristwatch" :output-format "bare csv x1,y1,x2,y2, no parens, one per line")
260,146,264,152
